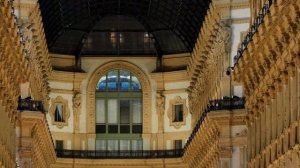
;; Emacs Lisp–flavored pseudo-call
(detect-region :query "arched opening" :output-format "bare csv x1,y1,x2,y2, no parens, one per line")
95,69,143,150
86,61,152,150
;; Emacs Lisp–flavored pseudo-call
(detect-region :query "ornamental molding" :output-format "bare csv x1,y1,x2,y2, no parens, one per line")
183,117,220,167
167,96,188,129
86,60,152,134
187,19,231,116
150,70,189,83
214,1,249,10
0,0,32,129
49,96,70,129
49,71,87,83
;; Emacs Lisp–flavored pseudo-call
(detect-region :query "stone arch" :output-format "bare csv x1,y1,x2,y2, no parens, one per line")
86,61,152,134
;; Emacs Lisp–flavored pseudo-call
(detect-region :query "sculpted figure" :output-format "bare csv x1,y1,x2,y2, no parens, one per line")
156,92,165,133
73,93,81,132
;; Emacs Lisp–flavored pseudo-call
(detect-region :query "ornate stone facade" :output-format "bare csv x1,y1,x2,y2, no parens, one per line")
2,0,299,167
187,3,231,122
15,1,52,106
0,0,30,167
183,116,221,168
233,0,300,167
18,112,56,168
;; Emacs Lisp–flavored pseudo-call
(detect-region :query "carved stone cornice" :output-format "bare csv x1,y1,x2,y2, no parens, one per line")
187,5,231,117
49,70,87,91
232,0,300,124
209,109,247,125
247,121,300,167
150,70,189,91
183,117,220,168
13,2,53,108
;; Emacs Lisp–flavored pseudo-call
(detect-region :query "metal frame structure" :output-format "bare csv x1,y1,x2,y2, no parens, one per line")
38,0,211,58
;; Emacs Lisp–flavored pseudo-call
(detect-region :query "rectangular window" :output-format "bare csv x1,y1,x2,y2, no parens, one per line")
107,140,119,151
120,140,130,150
174,104,183,122
96,99,105,123
56,140,64,150
54,104,64,122
108,99,118,123
96,140,106,150
174,140,182,150
131,140,143,150
120,100,130,124
132,99,142,123
96,124,106,133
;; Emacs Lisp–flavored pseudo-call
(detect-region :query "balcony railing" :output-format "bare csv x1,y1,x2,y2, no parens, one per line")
209,97,245,111
17,98,44,112
184,97,245,151
54,97,244,159
233,0,273,65
55,149,183,159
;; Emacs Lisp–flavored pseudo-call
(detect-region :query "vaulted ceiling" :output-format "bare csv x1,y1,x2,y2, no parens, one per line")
38,0,211,57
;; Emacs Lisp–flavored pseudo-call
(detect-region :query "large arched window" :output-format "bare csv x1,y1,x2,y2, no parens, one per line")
95,69,143,151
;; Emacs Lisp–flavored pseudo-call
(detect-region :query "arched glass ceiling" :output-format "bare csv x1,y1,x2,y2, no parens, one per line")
38,0,212,57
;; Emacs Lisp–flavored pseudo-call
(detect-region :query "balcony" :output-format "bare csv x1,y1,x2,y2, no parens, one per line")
233,0,273,65
184,97,245,151
209,97,245,111
55,149,183,159
53,97,244,159
17,98,44,112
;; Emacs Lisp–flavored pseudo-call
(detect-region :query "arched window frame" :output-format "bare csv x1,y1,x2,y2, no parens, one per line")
87,61,152,136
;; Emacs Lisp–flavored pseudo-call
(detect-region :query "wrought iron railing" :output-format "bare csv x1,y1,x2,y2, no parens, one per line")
17,98,44,112
183,97,245,152
209,97,245,111
55,149,183,159
54,97,244,159
233,0,273,65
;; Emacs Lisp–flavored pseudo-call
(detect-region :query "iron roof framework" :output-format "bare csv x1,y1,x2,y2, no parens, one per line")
38,0,211,59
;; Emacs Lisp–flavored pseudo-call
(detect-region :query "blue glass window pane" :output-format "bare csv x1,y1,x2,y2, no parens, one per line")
107,70,118,91
120,70,130,91
131,75,141,91
96,76,106,91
